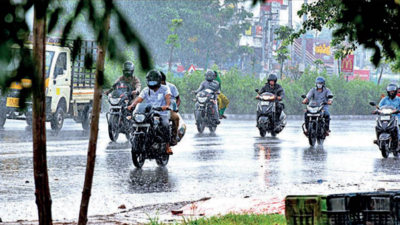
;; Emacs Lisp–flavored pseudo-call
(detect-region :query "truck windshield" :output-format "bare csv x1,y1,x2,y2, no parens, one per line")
7,49,55,78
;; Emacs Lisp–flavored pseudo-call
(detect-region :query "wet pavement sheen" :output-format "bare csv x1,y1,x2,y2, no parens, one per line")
1,116,400,222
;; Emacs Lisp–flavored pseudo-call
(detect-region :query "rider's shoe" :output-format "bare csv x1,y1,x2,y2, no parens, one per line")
325,130,331,136
221,114,227,119
166,146,173,155
219,115,223,119
216,120,221,125
373,140,378,145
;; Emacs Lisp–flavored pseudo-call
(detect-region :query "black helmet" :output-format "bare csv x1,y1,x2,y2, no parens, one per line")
315,76,325,89
387,84,398,99
146,69,162,89
267,74,278,84
160,70,167,82
205,70,215,81
123,61,135,78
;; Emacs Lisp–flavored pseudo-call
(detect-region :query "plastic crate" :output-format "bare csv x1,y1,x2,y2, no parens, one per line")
362,192,396,225
285,195,328,225
327,193,363,225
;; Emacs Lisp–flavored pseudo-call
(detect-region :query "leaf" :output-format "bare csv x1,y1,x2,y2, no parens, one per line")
48,7,62,33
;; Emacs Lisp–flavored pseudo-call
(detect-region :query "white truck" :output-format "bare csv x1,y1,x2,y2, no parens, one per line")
0,37,97,131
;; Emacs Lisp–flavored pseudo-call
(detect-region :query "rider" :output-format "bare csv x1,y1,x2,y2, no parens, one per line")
376,84,400,142
160,71,180,145
193,70,221,124
127,69,173,155
256,74,285,126
214,70,229,119
105,61,141,103
302,76,333,136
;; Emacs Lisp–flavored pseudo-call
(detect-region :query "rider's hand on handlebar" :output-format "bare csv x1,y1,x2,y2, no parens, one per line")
131,90,138,95
255,96,260,99
161,106,170,111
127,105,134,111
302,99,308,104
277,96,282,100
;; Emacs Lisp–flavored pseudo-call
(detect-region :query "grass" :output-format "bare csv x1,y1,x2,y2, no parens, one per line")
147,213,286,225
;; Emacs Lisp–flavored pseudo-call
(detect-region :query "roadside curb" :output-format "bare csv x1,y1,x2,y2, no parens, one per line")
180,114,376,120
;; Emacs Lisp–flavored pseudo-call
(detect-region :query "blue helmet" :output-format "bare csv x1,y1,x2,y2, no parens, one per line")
315,76,325,89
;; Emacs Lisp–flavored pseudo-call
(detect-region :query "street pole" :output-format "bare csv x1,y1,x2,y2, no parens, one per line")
266,14,271,73
289,0,293,66
262,15,266,72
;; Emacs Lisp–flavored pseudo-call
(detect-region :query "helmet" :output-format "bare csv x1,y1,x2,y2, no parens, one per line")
160,70,167,82
146,69,162,89
387,84,398,99
123,61,135,78
315,76,325,89
205,70,215,81
267,74,278,84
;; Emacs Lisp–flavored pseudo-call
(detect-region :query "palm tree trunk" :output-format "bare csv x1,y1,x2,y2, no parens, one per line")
378,66,384,85
168,45,174,73
32,1,53,224
78,1,112,224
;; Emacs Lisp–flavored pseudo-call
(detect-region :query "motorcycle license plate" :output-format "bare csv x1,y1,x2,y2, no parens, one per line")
261,101,270,106
6,97,19,108
381,116,391,120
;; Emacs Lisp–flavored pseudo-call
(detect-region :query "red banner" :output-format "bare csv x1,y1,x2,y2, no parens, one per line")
256,26,263,36
341,55,354,73
347,69,370,81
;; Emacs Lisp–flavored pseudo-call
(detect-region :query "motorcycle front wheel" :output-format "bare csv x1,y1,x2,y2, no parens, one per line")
317,138,324,145
108,115,120,141
131,136,145,168
197,121,205,133
308,125,316,146
259,129,266,137
380,140,389,158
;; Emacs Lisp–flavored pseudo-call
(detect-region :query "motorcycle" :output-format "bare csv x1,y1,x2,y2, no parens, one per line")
106,81,133,141
301,94,333,146
370,102,400,158
194,88,219,133
255,89,287,137
129,103,172,168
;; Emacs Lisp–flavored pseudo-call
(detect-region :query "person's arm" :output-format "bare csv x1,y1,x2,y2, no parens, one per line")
161,94,171,111
127,97,143,110
378,98,385,108
326,89,333,105
277,86,285,100
194,82,205,94
303,89,313,103
132,76,141,95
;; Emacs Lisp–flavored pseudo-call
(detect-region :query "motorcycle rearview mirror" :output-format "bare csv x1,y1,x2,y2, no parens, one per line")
369,102,377,107
301,95,306,98
255,89,259,93
145,104,152,113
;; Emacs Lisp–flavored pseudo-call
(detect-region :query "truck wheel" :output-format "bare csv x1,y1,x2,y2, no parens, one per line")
51,107,65,131
82,106,92,130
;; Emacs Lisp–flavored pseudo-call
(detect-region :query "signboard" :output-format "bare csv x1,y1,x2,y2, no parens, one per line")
347,69,370,81
260,5,271,11
315,44,330,56
245,26,252,36
341,54,354,73
188,64,196,73
266,0,283,4
256,26,263,36
259,73,267,81
305,34,314,39
299,63,305,72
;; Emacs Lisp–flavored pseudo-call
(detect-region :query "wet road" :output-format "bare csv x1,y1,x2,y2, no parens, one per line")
1,116,400,222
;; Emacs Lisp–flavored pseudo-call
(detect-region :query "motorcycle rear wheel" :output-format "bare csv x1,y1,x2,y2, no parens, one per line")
209,126,217,133
317,138,324,146
271,131,277,137
108,115,120,141
156,154,169,167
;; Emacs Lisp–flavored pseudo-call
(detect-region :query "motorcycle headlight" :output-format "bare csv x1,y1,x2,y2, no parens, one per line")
197,97,207,103
109,98,121,105
307,106,318,113
134,114,145,123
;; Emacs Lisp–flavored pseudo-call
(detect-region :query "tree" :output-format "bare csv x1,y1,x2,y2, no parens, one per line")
292,0,400,67
274,26,294,78
166,19,183,73
314,59,324,71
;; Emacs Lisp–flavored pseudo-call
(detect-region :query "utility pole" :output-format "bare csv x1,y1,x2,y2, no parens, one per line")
266,14,271,73
301,0,308,66
288,0,293,66
262,15,266,72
